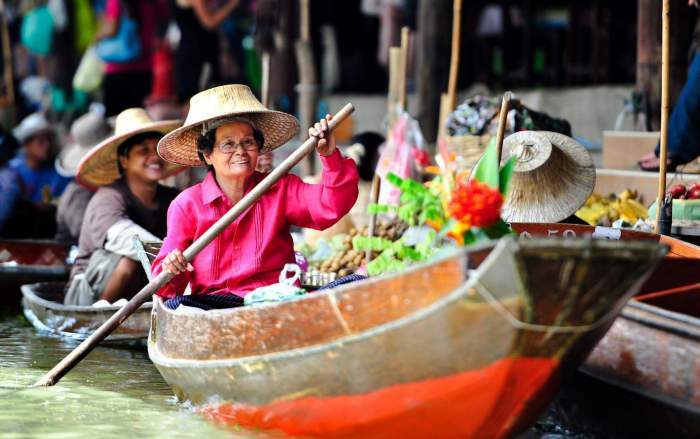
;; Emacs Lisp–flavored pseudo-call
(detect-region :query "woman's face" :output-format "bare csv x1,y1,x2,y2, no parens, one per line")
204,121,259,180
119,136,166,183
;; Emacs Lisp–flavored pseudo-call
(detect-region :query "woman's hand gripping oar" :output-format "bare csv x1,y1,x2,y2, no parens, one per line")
34,103,355,387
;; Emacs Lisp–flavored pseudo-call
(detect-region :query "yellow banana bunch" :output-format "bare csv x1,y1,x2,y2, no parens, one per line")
575,189,648,226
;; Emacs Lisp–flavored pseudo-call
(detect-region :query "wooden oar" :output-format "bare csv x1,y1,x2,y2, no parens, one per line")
34,103,355,387
655,0,670,234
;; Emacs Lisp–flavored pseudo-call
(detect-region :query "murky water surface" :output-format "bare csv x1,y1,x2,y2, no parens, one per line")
0,314,641,438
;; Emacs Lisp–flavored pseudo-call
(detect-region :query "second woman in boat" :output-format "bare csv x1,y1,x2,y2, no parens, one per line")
152,84,359,302
64,108,182,306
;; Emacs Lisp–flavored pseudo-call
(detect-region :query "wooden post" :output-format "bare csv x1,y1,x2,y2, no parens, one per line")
446,0,462,111
261,52,271,107
655,0,670,234
387,47,403,116
399,26,410,111
33,104,355,388
0,0,16,126
437,0,462,140
295,0,317,174
416,0,451,143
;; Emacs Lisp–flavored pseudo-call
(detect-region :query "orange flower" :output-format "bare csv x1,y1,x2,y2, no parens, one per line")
448,177,503,229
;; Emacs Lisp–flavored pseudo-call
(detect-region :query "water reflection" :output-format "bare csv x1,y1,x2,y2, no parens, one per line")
0,315,236,438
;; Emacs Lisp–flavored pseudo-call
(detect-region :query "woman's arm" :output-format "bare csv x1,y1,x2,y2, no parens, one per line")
190,0,239,31
285,150,360,230
152,200,195,298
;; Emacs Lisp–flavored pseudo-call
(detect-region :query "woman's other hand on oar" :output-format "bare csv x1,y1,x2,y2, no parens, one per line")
162,249,193,275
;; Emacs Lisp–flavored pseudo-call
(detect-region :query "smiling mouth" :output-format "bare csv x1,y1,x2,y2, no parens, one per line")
146,163,163,170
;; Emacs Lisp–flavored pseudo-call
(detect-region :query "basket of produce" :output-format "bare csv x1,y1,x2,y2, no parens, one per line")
575,189,649,227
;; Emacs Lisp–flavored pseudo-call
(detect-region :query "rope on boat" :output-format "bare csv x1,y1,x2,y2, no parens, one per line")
468,271,622,334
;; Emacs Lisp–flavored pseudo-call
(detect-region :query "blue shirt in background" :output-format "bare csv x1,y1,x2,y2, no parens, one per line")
9,155,72,203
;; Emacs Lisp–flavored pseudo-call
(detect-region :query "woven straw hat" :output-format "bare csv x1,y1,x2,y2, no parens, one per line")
77,108,182,188
157,84,299,167
500,130,595,223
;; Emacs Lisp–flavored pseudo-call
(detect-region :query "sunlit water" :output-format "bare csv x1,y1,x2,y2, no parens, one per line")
0,314,637,438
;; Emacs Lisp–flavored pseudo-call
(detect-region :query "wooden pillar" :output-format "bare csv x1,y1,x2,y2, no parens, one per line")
636,0,692,130
416,0,452,144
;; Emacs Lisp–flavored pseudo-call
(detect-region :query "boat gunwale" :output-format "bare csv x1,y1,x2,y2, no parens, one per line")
621,298,700,341
21,283,153,314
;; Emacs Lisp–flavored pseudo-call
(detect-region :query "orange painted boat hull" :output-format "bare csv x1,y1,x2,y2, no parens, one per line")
201,357,560,439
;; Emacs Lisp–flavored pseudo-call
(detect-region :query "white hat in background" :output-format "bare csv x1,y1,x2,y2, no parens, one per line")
56,104,112,177
13,112,53,144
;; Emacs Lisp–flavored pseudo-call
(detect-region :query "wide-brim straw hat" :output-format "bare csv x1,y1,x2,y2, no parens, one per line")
77,108,182,188
158,84,299,167
500,130,595,223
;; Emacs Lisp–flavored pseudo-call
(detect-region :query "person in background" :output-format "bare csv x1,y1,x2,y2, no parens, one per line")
0,128,20,234
639,0,700,171
170,0,240,102
64,108,182,306
4,113,70,238
11,112,72,203
55,105,112,245
99,0,166,117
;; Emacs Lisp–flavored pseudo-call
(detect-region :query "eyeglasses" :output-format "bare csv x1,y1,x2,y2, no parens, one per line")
217,138,258,154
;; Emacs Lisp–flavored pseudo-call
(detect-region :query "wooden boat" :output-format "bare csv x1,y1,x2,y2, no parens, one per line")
149,236,666,438
512,223,700,435
21,282,151,341
0,239,71,310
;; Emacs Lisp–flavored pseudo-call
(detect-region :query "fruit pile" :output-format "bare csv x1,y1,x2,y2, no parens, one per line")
314,220,408,277
576,189,648,226
667,182,700,200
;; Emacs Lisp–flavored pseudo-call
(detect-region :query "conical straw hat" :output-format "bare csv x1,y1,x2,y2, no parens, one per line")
77,108,182,188
157,84,299,167
501,131,595,223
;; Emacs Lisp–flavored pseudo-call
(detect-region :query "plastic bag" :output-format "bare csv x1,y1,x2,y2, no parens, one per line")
244,264,307,306
73,46,105,92
376,112,427,208
95,12,142,63
21,6,54,56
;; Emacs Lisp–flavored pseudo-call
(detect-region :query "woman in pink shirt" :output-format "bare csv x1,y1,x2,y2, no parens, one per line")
152,84,359,301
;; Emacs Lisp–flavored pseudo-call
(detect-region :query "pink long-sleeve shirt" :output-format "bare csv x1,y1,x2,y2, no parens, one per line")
152,150,359,298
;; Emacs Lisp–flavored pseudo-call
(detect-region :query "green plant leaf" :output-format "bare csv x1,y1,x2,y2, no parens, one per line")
482,219,513,239
499,156,517,197
472,137,499,189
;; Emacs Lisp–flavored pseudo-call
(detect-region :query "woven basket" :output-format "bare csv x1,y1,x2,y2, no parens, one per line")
444,134,491,172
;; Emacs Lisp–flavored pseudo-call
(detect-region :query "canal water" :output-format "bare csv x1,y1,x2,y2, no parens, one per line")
0,313,637,438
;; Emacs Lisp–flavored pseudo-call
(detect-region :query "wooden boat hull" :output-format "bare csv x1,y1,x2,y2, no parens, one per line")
580,283,700,436
150,237,666,438
511,223,700,434
21,282,151,341
0,240,70,311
